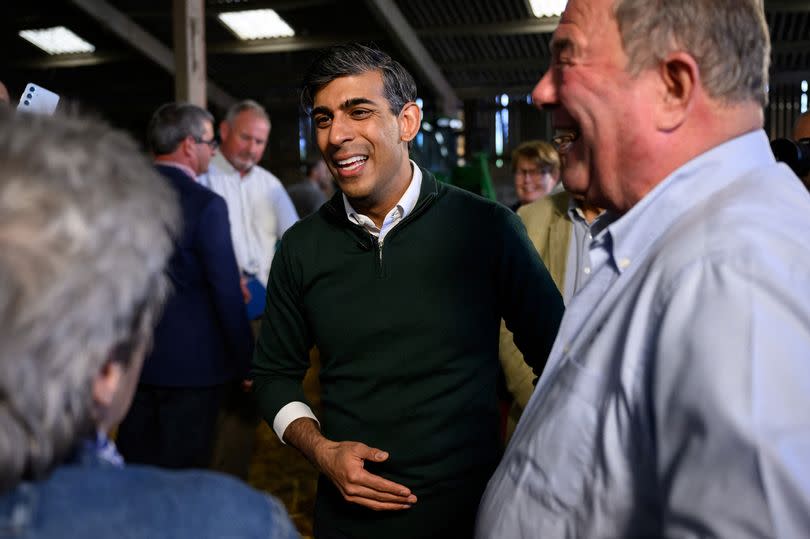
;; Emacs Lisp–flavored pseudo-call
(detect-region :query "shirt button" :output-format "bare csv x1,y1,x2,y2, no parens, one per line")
618,258,631,269
583,267,591,275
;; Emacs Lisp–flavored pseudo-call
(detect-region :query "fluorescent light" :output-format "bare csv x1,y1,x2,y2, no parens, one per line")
218,9,295,40
529,0,567,18
19,26,95,55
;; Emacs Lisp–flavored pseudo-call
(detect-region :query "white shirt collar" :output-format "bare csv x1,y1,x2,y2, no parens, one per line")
209,152,254,179
343,161,423,240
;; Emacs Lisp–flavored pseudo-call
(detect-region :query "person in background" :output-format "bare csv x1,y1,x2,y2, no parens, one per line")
477,0,810,537
116,103,253,471
203,100,299,304
0,109,297,539
203,100,300,479
792,110,810,190
287,159,334,218
510,140,561,210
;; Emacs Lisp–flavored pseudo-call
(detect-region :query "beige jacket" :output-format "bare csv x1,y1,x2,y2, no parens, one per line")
500,191,571,432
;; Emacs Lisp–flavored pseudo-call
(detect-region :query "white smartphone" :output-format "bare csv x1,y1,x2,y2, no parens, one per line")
17,83,60,115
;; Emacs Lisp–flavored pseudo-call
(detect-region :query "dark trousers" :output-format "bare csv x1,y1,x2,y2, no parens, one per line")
116,384,224,469
209,379,259,479
208,318,263,479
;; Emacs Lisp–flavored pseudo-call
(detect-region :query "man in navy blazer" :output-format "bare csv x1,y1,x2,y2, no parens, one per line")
117,103,254,469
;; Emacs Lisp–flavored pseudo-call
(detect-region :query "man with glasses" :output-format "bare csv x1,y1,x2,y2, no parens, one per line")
117,103,254,471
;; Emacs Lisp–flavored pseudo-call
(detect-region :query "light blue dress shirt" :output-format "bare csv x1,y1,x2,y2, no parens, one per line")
562,201,613,305
476,130,810,538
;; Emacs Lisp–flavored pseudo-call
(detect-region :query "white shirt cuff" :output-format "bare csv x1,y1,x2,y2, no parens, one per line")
272,401,319,444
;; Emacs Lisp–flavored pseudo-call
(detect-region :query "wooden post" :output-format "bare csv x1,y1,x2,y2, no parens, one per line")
173,0,206,107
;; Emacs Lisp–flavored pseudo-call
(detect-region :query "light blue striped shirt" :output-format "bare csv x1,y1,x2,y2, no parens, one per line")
477,130,810,538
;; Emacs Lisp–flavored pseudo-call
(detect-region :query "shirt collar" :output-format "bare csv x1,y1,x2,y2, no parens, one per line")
567,196,613,236
604,129,774,274
68,431,125,469
343,160,422,226
210,152,248,178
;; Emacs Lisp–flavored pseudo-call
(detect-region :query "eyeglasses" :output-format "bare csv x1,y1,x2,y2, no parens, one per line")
515,164,556,178
193,136,219,150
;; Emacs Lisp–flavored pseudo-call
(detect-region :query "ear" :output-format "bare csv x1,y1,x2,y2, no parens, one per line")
656,52,699,131
219,120,230,141
180,135,196,160
397,102,421,143
92,359,124,410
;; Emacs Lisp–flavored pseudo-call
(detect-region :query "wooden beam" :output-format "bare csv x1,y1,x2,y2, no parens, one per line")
173,0,207,106
363,0,460,115
208,34,379,55
12,52,128,69
417,18,559,38
69,0,235,109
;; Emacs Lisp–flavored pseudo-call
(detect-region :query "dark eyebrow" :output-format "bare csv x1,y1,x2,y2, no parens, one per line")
341,98,377,109
310,106,332,117
311,97,378,117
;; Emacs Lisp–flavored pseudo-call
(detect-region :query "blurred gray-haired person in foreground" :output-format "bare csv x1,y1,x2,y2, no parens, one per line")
0,110,298,539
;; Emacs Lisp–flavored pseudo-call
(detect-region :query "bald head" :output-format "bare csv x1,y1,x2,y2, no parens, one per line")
0,81,10,106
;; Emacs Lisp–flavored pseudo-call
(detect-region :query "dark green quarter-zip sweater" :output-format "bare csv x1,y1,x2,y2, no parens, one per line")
252,168,563,538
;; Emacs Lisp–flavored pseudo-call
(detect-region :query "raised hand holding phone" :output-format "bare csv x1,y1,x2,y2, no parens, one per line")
17,83,60,115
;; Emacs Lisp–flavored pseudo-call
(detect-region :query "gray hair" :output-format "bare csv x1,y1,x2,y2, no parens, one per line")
614,0,770,107
0,110,180,490
147,102,214,155
301,43,417,115
223,99,270,127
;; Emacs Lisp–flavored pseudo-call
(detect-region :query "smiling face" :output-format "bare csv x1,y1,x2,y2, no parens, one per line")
532,0,659,213
514,156,558,205
311,70,419,219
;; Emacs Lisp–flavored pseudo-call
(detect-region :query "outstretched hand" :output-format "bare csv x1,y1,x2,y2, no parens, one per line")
313,440,417,511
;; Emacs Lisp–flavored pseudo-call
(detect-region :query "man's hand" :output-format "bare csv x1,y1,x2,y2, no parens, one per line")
284,418,417,511
314,440,417,510
240,275,251,304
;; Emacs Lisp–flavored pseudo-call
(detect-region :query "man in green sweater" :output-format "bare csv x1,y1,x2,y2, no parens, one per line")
252,43,564,539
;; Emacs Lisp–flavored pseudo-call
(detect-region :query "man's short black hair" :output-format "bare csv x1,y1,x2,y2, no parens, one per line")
301,43,417,115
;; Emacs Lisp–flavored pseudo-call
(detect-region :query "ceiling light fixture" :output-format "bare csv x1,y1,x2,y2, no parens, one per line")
528,0,567,18
19,26,95,55
218,9,295,40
